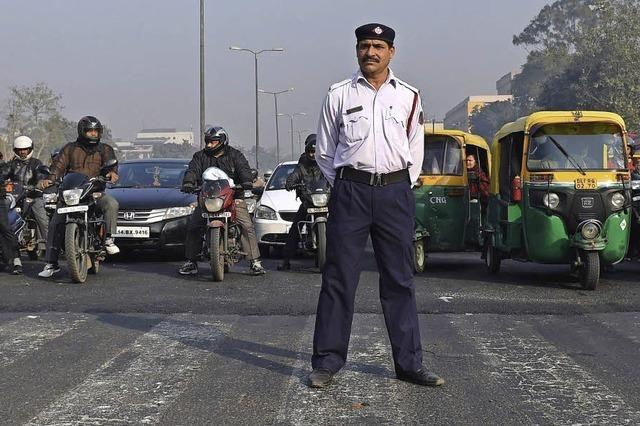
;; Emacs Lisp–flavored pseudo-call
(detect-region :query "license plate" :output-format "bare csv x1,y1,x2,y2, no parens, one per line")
307,207,329,213
114,226,150,238
202,212,232,219
575,178,597,190
57,205,89,214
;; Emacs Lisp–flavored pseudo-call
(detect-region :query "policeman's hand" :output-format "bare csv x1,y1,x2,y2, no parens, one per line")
412,179,423,189
181,183,195,193
107,171,119,183
37,179,52,190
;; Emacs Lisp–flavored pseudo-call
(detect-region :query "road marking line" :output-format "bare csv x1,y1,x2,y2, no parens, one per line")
27,314,229,426
456,316,640,425
0,314,87,368
277,314,411,425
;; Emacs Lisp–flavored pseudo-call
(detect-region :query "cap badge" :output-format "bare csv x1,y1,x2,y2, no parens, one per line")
373,26,383,35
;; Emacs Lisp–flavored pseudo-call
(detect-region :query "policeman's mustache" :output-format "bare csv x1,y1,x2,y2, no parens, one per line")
363,56,379,63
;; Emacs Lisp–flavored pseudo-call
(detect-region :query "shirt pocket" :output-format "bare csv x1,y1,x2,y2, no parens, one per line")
342,113,370,144
383,108,407,142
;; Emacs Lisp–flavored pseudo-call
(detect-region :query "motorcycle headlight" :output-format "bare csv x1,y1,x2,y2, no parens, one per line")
610,192,625,209
581,221,601,240
204,197,224,213
255,205,277,220
43,193,58,203
311,193,329,207
542,192,560,209
164,205,195,219
62,189,82,206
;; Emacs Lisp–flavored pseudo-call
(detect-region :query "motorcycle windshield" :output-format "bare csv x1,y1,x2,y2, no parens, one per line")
60,172,90,190
304,176,330,193
202,179,231,197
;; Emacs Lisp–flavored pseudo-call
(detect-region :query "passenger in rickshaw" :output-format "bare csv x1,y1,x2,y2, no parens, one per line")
571,143,599,169
466,153,489,206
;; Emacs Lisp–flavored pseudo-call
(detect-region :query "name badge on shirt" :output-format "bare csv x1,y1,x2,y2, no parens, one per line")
346,105,363,115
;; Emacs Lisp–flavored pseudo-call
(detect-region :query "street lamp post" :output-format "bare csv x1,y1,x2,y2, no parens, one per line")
278,112,306,160
229,46,284,170
258,87,294,164
199,0,205,149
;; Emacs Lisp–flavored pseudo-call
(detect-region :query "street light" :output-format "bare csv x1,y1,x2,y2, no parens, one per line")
258,87,294,163
229,46,284,170
278,112,306,160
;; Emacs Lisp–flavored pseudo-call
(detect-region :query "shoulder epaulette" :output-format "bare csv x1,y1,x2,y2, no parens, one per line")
328,78,351,92
396,79,420,95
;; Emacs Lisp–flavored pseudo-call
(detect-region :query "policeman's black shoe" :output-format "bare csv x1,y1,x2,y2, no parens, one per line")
397,368,445,387
12,264,23,275
307,368,334,388
178,261,198,276
250,259,266,275
277,260,291,271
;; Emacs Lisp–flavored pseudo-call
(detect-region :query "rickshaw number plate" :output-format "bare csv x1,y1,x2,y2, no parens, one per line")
575,178,597,190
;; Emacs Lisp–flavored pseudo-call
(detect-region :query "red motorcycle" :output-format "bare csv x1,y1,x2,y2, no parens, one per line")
198,167,246,281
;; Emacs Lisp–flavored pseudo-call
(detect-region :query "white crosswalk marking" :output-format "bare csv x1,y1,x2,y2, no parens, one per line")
0,314,87,368
276,314,412,425
28,314,230,426
455,316,640,425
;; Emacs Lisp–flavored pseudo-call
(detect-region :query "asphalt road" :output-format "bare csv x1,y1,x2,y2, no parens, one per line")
1,249,640,425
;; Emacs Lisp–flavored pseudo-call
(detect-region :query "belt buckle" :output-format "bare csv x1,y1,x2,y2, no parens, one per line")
373,173,383,187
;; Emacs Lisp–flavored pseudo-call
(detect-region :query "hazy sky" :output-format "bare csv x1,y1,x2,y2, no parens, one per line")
0,0,552,155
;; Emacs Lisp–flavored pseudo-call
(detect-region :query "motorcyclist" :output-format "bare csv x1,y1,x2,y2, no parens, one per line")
178,125,266,276
37,116,120,278
0,165,21,274
2,136,50,254
278,134,323,271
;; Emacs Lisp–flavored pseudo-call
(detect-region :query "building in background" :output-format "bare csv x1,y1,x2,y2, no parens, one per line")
135,128,194,147
444,95,513,132
115,129,196,160
496,70,521,96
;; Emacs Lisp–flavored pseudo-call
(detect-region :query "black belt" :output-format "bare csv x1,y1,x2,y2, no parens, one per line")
337,167,409,187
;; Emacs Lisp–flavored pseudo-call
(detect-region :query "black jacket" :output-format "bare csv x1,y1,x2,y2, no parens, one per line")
285,153,323,193
182,146,253,188
0,157,45,197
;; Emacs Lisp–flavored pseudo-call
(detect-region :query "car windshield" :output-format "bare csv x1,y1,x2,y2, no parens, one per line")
527,123,626,171
112,162,188,188
422,135,463,175
266,164,296,190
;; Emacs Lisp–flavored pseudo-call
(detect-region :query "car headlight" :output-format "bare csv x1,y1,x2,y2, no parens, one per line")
581,221,601,240
164,205,195,219
43,193,58,203
542,192,560,209
255,205,277,220
62,189,82,206
203,197,224,213
610,192,625,209
311,193,329,207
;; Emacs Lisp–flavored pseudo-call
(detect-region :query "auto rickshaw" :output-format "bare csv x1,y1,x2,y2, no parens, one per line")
484,111,632,290
413,129,491,272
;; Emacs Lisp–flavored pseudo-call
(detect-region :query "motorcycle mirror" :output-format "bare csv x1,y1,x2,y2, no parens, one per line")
37,165,51,175
100,159,118,175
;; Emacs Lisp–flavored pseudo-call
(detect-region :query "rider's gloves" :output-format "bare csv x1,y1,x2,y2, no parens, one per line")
37,179,52,190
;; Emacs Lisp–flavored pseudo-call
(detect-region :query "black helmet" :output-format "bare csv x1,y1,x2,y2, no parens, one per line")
304,134,317,157
250,168,258,181
203,125,228,155
77,116,103,144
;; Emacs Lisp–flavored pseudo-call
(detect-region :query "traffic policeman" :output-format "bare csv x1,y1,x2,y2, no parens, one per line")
309,23,444,388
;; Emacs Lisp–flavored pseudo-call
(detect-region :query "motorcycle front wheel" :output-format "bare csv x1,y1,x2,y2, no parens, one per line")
209,227,225,282
65,222,89,283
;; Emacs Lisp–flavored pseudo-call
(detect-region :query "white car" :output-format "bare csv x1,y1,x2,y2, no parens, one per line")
254,161,301,256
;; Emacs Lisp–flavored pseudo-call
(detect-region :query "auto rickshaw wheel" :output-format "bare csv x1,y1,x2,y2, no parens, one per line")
485,241,501,274
413,239,426,273
579,250,599,291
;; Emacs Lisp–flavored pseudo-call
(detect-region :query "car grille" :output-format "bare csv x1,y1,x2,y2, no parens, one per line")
279,211,298,222
118,208,166,224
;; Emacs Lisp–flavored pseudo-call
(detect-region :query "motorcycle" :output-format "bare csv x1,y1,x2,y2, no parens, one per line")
194,167,249,282
48,159,118,283
294,176,330,271
5,181,44,260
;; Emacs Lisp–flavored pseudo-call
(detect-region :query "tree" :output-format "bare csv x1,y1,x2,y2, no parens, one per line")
470,101,519,143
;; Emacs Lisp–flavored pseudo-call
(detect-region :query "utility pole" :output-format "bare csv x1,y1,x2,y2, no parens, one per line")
199,0,205,149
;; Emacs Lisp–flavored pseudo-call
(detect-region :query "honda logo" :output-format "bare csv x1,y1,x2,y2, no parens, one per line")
123,211,136,220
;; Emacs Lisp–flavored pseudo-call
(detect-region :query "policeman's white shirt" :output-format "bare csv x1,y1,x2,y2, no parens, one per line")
316,68,425,185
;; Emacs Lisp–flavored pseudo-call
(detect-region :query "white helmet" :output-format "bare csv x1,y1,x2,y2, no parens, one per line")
13,136,34,160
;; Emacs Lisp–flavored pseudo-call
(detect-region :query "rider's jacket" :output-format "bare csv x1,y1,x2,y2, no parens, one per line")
49,139,118,181
1,157,44,188
182,146,253,188
285,153,323,196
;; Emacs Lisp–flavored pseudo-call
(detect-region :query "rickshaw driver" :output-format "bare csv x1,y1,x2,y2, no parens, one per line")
529,135,563,169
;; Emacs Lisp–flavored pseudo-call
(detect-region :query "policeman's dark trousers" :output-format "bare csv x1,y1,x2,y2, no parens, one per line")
184,199,260,262
312,178,423,375
282,204,307,261
0,198,19,264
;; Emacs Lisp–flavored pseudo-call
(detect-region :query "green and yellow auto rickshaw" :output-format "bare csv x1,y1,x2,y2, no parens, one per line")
484,111,632,290
413,129,491,272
